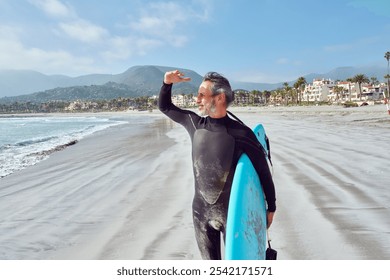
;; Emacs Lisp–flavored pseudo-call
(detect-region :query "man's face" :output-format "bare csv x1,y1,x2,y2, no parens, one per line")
197,81,217,116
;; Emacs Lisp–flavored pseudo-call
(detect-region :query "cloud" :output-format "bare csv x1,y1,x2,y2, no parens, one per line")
59,20,108,43
0,24,96,75
28,0,74,18
101,36,162,61
324,35,382,53
131,2,189,31
347,0,390,17
98,0,210,61
276,57,303,66
276,58,289,64
193,0,213,22
129,1,208,48
29,0,107,44
323,43,353,52
0,25,20,41
2,0,214,74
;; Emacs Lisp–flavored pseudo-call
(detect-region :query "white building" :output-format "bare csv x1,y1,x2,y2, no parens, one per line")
303,79,385,103
303,79,335,102
360,83,386,100
172,94,197,107
334,81,355,101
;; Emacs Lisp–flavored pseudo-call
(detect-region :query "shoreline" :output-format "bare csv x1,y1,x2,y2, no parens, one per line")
0,112,162,178
1,102,388,116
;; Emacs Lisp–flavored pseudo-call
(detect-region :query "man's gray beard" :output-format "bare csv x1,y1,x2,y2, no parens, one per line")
199,101,216,117
199,108,207,116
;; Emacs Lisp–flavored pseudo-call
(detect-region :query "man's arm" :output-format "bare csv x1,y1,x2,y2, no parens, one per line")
158,82,175,113
239,129,276,228
159,70,190,111
254,148,276,228
158,70,197,125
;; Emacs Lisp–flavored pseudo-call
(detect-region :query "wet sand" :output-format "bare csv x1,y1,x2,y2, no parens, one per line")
1,105,389,259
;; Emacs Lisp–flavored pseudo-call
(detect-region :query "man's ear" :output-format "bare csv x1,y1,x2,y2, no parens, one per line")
217,93,226,105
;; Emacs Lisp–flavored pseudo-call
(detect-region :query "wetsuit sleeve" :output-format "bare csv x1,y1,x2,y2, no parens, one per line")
238,130,276,212
158,82,198,126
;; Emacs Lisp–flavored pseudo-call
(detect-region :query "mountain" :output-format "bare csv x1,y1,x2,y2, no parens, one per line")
0,65,388,102
0,70,68,97
0,65,202,98
315,66,388,81
0,82,141,104
114,65,202,96
0,66,204,104
230,81,283,91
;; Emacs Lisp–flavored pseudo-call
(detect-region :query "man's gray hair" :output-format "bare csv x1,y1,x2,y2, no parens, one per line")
203,72,234,107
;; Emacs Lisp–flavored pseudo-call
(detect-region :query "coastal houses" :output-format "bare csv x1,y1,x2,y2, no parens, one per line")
303,78,335,102
171,94,197,107
168,77,387,108
303,78,386,103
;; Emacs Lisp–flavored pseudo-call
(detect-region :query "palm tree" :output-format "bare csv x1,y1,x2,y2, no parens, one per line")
385,51,390,97
370,77,379,86
385,74,390,83
270,90,278,105
294,77,307,104
282,82,292,105
333,86,344,103
346,77,354,101
263,90,271,105
385,51,390,72
352,74,370,101
250,90,261,105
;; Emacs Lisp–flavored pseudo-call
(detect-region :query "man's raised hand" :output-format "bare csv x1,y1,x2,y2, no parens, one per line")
164,70,191,84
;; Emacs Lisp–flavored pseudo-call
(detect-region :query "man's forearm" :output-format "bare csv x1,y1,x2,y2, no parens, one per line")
158,82,173,113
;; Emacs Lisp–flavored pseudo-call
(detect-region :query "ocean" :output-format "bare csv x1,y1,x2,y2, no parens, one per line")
0,114,148,178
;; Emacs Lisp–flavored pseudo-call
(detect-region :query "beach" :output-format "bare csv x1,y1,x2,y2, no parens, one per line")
0,105,389,260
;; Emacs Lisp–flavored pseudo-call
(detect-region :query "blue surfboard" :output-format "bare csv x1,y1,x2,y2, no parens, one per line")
225,124,269,260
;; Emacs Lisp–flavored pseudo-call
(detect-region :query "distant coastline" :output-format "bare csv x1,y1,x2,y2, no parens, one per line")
1,101,389,115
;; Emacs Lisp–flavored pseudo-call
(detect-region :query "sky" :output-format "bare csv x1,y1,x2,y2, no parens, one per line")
0,0,389,83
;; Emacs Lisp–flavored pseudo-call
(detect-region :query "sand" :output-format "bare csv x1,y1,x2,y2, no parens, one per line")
0,105,389,260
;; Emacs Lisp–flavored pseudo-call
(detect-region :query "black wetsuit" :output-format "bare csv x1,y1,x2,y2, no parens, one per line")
159,82,276,260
